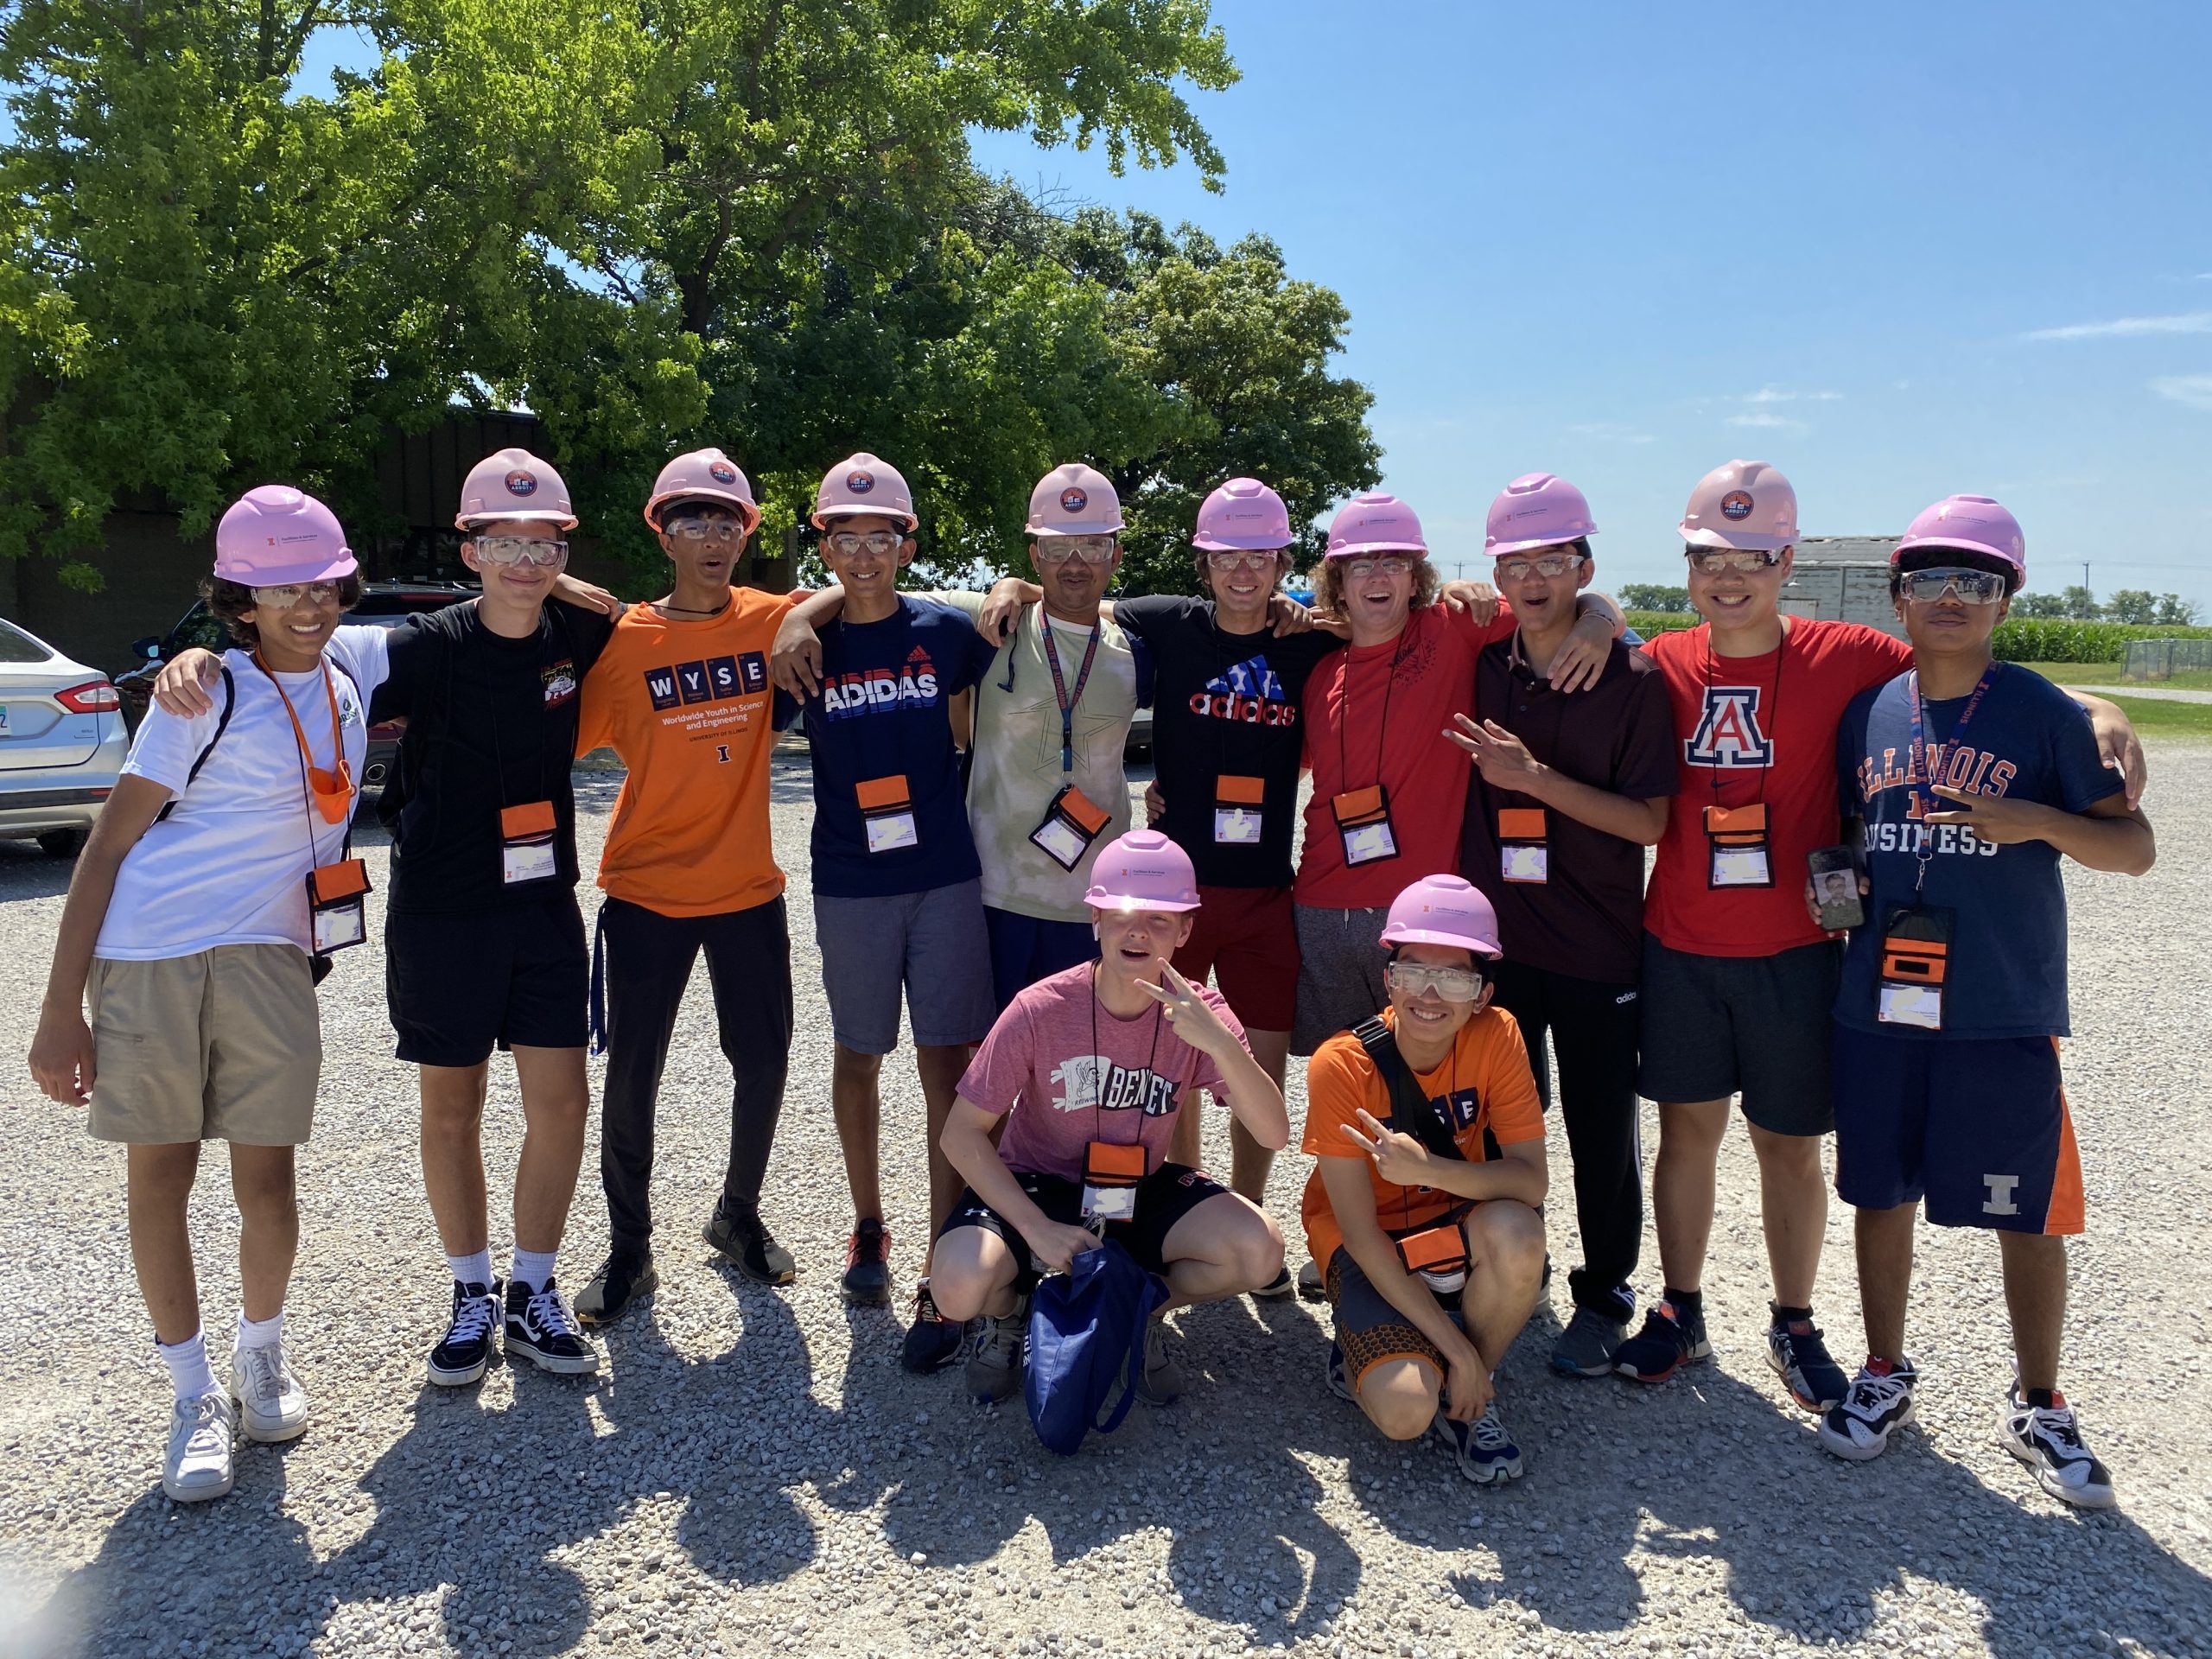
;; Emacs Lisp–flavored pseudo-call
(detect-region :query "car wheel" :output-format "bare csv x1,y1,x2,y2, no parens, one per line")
37,829,84,858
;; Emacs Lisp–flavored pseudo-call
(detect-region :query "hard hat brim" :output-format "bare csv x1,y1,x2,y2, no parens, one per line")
460,508,582,532
645,491,762,534
1376,925,1502,957
1192,531,1294,552
1891,533,2024,572
813,505,918,531
1487,530,1596,559
1681,526,1792,554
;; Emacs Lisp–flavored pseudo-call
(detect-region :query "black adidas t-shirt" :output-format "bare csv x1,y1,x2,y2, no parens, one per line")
1115,594,1343,888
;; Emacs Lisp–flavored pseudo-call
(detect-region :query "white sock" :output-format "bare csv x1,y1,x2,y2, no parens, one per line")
447,1249,493,1290
157,1331,216,1402
235,1309,283,1353
510,1248,557,1294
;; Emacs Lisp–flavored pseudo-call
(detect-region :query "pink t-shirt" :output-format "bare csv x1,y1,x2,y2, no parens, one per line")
960,963,1246,1182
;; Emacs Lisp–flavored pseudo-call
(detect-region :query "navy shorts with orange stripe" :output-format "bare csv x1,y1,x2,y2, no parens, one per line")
1830,1022,2083,1236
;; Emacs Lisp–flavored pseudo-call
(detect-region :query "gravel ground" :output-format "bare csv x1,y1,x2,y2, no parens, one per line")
3,742,2209,1659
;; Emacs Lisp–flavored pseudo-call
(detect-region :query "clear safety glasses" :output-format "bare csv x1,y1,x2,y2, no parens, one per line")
1384,961,1485,1002
472,537,569,568
1898,567,2007,605
1205,549,1282,572
251,582,344,607
1034,536,1117,566
1495,553,1586,582
1685,548,1783,575
825,531,906,557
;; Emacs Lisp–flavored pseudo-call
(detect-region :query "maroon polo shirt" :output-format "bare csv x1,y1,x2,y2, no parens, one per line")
1459,636,1679,986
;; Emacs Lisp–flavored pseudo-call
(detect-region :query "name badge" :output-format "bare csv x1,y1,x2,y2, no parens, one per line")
1704,802,1773,889
1394,1224,1468,1295
857,775,918,854
500,800,559,886
1877,906,1953,1031
1332,785,1398,868
306,858,371,957
1214,773,1266,845
1030,785,1113,872
1497,807,1548,885
1081,1140,1146,1224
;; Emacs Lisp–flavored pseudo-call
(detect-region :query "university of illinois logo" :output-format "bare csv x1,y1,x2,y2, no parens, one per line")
1685,686,1773,767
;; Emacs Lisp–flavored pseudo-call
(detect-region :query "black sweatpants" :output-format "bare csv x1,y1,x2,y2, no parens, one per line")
1487,958,1643,1315
598,893,793,1253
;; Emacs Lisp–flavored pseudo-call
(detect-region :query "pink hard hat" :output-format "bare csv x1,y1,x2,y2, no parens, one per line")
813,452,918,531
1892,493,2026,578
1084,830,1201,913
1377,874,1502,959
1026,463,1125,537
213,486,359,588
1192,477,1293,551
1325,492,1429,560
1485,473,1598,558
457,446,578,531
1680,460,1797,552
644,448,760,533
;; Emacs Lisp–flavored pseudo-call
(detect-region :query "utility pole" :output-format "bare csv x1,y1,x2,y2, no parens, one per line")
2082,559,2092,620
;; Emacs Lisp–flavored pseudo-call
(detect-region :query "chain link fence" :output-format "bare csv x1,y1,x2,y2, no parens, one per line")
2125,638,2212,679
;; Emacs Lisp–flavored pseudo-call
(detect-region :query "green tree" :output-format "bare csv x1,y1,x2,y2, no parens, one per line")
2105,588,2157,625
2152,593,2201,626
2058,584,2102,620
2011,590,2071,619
1620,583,1692,613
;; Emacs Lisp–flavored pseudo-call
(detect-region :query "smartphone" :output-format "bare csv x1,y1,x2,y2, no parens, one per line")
1808,845,1866,931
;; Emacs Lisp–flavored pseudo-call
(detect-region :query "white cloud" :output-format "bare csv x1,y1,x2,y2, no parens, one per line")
1726,410,1805,430
2024,311,2212,341
1742,386,1843,404
2152,373,2212,412
1567,422,1656,444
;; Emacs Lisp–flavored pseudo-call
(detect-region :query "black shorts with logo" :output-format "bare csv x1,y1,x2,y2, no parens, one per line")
940,1162,1230,1293
385,893,590,1067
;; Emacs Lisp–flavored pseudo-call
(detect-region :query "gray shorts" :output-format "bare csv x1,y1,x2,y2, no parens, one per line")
1292,904,1392,1057
1635,933,1840,1135
814,879,996,1056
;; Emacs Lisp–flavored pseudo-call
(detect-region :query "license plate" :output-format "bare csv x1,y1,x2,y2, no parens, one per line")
0,704,10,733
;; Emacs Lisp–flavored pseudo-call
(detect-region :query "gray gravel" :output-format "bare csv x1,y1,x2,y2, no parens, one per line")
3,742,2209,1659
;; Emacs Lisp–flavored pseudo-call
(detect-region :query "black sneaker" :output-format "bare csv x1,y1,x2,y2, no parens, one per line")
504,1277,601,1376
703,1200,797,1286
900,1280,966,1375
1613,1298,1712,1385
842,1217,893,1306
427,1278,503,1387
1766,1305,1850,1411
573,1250,659,1326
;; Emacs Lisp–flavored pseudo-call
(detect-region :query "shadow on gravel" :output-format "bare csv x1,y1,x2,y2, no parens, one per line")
0,843,77,905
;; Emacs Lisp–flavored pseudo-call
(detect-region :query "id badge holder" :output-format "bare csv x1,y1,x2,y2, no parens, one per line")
1332,785,1398,868
500,801,559,885
1030,784,1111,873
1704,802,1773,888
1213,773,1266,845
1877,906,1953,1030
1497,807,1548,885
857,774,918,854
1081,1141,1146,1224
306,858,372,957
1394,1224,1469,1294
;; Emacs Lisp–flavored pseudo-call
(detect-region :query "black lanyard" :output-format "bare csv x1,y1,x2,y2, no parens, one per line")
1701,622,1787,813
1907,661,1999,893
1336,620,1411,793
1391,1027,1458,1231
1090,964,1166,1147
1039,613,1102,777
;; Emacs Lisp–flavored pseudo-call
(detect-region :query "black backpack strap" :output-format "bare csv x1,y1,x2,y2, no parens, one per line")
153,666,236,823
1351,1016,1465,1165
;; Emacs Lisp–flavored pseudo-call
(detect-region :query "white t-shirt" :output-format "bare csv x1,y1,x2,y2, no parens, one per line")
95,629,391,961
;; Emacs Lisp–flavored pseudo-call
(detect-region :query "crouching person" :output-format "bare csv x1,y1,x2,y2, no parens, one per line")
932,831,1288,1407
1301,875,1548,1485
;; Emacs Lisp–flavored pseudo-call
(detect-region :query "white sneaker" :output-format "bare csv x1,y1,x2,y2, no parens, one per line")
229,1344,309,1443
1999,1384,2116,1510
163,1392,237,1502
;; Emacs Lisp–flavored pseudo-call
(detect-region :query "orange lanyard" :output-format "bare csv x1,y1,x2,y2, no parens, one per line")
253,653,353,826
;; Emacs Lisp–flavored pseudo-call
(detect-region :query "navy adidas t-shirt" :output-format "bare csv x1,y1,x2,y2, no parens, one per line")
1834,663,2120,1039
800,596,997,899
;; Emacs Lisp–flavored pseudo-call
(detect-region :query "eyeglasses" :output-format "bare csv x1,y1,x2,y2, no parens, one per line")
1685,548,1782,575
250,582,344,607
1341,556,1413,582
1383,961,1485,1002
1205,550,1281,572
472,537,569,568
1495,553,1585,582
825,530,906,557
668,518,747,544
1034,536,1117,566
1897,567,2007,605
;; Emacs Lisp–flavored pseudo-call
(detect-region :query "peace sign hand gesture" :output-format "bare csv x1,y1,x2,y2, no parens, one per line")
1338,1107,1433,1187
1136,963,1236,1061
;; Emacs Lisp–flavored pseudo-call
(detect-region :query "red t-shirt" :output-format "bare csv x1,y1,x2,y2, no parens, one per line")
1296,601,1516,909
1642,619,1910,957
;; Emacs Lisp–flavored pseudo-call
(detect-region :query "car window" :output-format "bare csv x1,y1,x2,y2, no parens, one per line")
171,606,229,653
0,618,54,664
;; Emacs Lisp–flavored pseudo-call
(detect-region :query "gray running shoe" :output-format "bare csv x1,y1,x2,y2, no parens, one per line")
1296,1258,1325,1302
1549,1306,1628,1378
966,1298,1028,1404
1135,1319,1187,1406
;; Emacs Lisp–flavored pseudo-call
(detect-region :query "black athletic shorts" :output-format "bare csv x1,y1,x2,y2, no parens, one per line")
939,1162,1229,1294
1635,933,1840,1135
385,894,589,1068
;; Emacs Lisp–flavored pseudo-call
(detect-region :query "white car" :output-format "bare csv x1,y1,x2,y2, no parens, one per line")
0,616,129,856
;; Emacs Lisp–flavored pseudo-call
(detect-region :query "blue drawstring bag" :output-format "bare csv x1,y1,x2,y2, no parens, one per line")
1025,1240,1169,1456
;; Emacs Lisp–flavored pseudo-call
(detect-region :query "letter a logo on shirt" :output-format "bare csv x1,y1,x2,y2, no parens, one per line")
1685,687,1773,768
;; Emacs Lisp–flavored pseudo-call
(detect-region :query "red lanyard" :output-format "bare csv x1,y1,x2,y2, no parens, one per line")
253,653,353,826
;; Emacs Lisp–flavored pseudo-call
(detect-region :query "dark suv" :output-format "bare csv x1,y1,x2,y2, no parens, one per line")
116,582,477,788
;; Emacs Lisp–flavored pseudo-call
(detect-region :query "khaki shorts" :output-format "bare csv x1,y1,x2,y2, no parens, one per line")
86,945,321,1146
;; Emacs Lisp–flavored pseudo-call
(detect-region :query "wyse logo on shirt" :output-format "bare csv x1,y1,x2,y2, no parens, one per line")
1684,686,1774,767
643,653,770,712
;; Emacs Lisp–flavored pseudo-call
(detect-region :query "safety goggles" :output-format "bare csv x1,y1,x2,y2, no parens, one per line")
825,530,906,557
1383,961,1485,1002
1685,548,1783,575
1897,567,2006,605
1340,556,1413,582
1495,552,1586,582
472,537,569,568
251,582,345,607
667,518,747,544
1205,549,1282,572
1034,536,1117,566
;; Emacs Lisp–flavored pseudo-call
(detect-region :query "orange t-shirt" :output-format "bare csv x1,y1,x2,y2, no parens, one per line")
1299,1005,1545,1273
575,591,797,918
